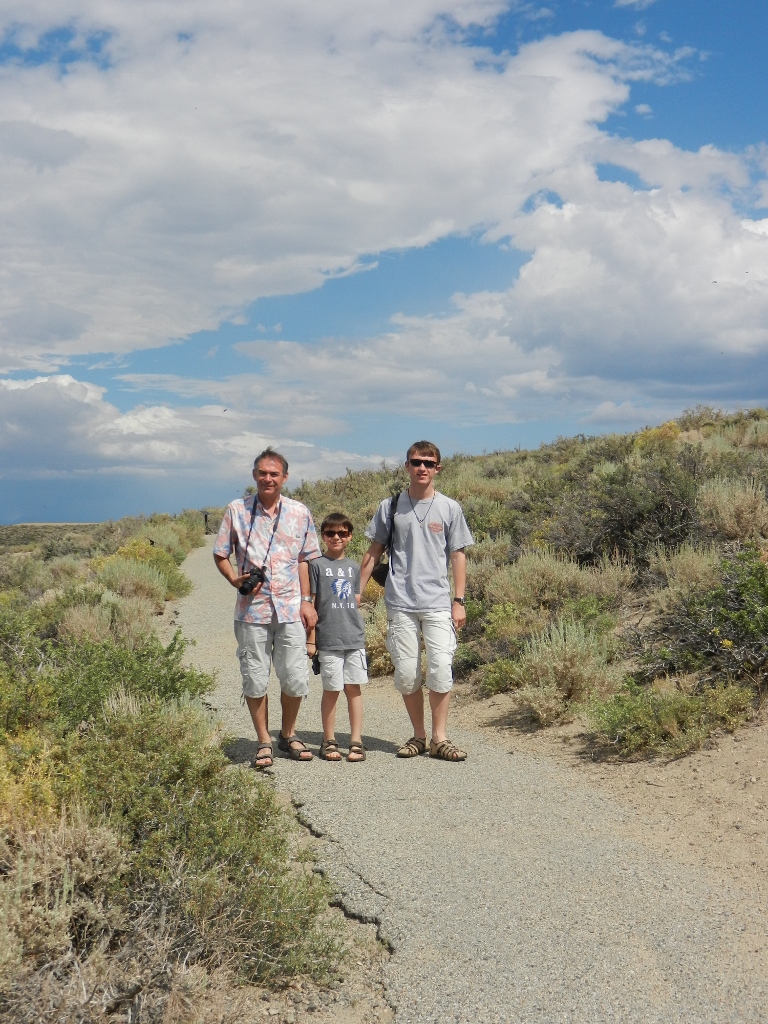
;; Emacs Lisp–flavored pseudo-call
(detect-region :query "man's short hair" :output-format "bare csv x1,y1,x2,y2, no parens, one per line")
320,512,354,534
406,440,441,464
253,447,289,474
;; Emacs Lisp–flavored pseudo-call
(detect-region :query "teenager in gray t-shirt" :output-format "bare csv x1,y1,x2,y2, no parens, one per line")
366,491,473,613
360,441,473,762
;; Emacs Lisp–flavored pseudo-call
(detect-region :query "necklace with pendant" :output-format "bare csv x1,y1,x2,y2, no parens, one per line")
407,490,435,526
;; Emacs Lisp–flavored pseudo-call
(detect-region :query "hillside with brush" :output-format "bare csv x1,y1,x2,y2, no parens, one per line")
292,406,768,758
0,512,338,1020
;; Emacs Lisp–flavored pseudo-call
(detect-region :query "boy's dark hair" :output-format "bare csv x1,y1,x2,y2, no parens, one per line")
406,440,441,464
253,447,289,474
320,512,354,534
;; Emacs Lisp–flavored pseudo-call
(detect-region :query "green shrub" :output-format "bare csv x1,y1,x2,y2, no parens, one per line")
634,545,768,685
586,682,754,758
97,556,168,609
0,614,212,735
485,548,631,613
466,556,503,602
106,539,193,600
62,694,339,983
106,594,156,647
543,454,697,564
481,618,622,724
52,632,213,730
136,523,187,564
466,533,513,565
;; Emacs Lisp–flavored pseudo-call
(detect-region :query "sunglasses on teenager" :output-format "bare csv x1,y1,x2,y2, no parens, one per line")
408,458,438,468
322,529,350,537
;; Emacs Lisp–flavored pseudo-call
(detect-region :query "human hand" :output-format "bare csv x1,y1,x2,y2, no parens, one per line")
300,602,318,632
451,602,466,630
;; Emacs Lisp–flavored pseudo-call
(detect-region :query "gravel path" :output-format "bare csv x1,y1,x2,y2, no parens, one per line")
173,540,767,1023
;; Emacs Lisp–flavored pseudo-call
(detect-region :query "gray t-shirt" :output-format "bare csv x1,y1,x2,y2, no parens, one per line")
308,555,366,651
365,491,474,613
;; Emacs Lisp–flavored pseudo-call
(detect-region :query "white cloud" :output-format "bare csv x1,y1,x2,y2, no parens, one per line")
0,3,700,372
582,401,664,425
0,375,390,484
634,103,652,115
614,0,660,10
0,1,767,498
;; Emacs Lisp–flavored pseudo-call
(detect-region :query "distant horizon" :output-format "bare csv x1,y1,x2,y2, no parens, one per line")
4,400,762,525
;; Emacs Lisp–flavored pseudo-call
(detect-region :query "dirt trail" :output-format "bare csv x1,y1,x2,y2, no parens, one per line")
168,540,768,1024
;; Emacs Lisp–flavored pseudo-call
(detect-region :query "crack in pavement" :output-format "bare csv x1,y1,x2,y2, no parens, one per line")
173,540,768,1024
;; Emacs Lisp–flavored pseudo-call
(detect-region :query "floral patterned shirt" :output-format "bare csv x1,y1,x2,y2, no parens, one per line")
214,494,320,624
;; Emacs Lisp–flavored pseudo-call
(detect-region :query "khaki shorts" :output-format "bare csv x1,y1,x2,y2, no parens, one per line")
386,610,457,695
317,649,369,692
234,616,309,699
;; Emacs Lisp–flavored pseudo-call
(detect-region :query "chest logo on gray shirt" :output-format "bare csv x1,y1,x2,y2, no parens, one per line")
331,578,353,600
428,521,444,532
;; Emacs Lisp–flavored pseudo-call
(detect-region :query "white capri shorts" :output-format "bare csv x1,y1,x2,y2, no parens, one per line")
234,616,309,699
318,649,369,692
385,610,457,695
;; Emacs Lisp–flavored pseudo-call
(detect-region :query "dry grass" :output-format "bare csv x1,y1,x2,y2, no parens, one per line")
97,557,167,611
697,477,768,541
483,618,623,724
485,547,632,610
58,603,114,644
647,542,721,612
362,598,392,677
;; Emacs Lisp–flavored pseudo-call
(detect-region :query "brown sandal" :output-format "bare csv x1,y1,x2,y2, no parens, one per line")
277,732,313,761
396,736,427,758
429,739,467,762
347,741,366,762
253,743,273,770
320,738,342,761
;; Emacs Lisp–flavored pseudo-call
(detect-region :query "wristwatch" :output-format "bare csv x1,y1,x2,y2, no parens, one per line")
301,596,314,603
452,597,465,606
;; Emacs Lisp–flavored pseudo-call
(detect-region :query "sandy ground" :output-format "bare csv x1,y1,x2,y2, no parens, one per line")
449,684,768,890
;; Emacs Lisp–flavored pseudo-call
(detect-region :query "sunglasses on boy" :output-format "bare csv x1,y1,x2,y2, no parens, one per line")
408,458,438,468
322,529,350,537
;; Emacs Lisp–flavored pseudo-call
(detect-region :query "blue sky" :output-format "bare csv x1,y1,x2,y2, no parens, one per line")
1,0,768,522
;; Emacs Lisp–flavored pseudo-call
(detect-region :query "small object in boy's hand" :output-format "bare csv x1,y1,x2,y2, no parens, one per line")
311,653,321,675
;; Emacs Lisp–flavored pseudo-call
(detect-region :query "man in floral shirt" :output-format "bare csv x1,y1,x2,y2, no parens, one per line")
214,448,320,768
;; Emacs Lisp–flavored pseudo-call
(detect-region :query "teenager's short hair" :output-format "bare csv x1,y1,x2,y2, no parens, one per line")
321,512,354,534
406,440,441,464
253,447,289,474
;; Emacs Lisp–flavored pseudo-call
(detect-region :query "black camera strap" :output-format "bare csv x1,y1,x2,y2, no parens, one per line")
240,498,282,577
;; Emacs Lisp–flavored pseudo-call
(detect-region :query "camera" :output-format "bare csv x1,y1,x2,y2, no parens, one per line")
238,566,266,595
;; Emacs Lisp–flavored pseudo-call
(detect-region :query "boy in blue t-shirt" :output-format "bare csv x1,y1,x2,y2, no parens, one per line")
307,513,368,762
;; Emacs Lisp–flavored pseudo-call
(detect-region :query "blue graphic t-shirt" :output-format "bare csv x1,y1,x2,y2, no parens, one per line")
308,555,366,651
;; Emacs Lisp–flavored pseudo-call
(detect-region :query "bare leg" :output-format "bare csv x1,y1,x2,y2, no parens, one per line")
245,693,270,744
320,690,342,760
428,689,451,744
321,689,339,739
280,692,303,735
402,689,427,740
345,684,364,760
